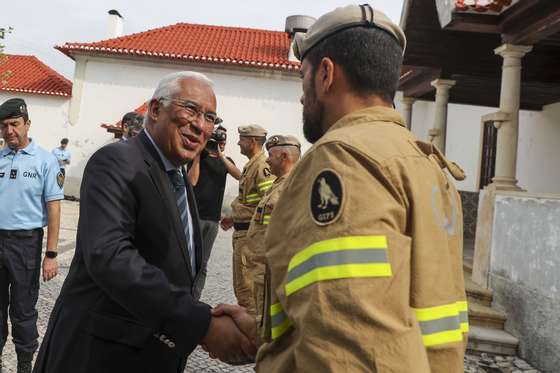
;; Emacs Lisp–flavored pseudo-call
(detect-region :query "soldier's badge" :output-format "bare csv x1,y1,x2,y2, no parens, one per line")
263,167,272,177
57,171,65,188
310,169,343,226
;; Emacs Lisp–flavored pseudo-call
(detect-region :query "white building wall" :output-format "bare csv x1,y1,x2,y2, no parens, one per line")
0,92,70,152
64,56,304,197
396,94,560,194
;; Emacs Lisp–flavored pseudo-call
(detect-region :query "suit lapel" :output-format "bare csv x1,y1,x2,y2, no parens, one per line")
138,132,194,279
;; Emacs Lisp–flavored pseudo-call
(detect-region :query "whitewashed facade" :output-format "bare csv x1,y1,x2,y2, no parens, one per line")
395,94,560,194
62,55,303,197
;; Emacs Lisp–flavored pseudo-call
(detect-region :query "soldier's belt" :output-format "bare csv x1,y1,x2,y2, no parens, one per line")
234,222,250,231
0,228,42,238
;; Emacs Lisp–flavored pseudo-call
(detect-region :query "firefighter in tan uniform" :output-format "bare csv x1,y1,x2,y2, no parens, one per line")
212,4,468,372
228,125,275,314
245,135,301,324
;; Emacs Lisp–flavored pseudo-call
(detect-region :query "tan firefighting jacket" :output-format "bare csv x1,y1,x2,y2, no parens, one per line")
231,150,276,228
256,106,468,373
246,174,290,283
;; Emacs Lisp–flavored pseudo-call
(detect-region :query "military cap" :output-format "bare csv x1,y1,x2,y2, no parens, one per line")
293,4,406,61
121,112,144,128
0,98,28,121
238,124,267,137
266,135,301,150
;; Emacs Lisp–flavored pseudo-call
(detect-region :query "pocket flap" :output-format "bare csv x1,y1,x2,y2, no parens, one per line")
81,311,153,348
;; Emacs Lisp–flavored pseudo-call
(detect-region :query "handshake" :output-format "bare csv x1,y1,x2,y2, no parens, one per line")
200,304,258,365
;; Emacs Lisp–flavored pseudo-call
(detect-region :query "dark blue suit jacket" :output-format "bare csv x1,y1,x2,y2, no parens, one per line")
34,131,210,373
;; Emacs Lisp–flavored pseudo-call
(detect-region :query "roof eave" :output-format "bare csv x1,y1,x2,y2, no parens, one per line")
54,47,300,73
0,87,71,97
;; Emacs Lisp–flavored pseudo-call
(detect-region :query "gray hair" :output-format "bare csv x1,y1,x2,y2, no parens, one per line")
151,71,214,101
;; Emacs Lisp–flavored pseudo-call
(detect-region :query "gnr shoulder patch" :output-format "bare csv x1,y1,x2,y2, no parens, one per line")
310,169,343,226
57,171,65,188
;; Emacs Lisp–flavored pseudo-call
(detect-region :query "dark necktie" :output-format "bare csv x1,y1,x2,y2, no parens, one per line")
168,170,196,273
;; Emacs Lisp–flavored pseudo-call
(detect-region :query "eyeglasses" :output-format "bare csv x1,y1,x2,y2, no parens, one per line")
161,97,222,125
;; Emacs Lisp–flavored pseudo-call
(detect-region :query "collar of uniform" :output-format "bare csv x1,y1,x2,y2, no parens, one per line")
1,138,37,156
274,170,291,185
328,106,405,134
245,149,265,169
22,139,38,155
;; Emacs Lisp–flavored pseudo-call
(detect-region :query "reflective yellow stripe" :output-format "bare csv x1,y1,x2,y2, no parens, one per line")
270,302,292,340
244,193,261,204
415,301,468,347
258,180,274,191
263,214,271,225
286,263,391,296
421,329,464,347
285,236,391,296
288,236,387,271
415,303,459,322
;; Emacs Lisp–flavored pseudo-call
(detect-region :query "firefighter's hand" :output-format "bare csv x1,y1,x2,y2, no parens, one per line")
212,303,257,354
42,257,59,282
220,217,234,231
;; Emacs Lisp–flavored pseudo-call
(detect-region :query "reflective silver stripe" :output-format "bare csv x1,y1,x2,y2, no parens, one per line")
286,248,388,282
418,315,461,336
459,310,468,324
271,310,288,328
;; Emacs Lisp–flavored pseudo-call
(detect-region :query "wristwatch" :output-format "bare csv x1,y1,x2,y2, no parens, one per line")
45,251,58,259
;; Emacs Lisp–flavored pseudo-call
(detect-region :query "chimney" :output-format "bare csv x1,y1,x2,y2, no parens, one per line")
285,15,316,62
108,9,124,38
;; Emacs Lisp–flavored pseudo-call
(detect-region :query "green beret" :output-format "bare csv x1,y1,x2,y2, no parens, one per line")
0,98,28,121
293,4,406,61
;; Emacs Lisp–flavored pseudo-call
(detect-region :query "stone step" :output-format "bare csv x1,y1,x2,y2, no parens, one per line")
467,325,519,356
469,302,507,330
465,277,493,307
463,260,473,275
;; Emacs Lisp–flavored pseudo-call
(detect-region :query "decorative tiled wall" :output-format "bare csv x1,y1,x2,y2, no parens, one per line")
459,190,479,239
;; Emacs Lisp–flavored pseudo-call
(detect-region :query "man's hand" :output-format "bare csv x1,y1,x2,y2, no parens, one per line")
42,257,59,282
212,304,257,348
220,217,234,231
201,314,256,363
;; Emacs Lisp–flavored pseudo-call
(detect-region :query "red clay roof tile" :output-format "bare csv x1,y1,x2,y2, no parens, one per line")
0,54,72,97
455,0,513,13
57,23,300,72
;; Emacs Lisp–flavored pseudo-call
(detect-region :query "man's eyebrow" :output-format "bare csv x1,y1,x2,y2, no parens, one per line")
180,98,217,115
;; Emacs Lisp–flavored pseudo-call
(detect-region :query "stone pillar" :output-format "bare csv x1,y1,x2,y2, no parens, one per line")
400,96,415,130
429,79,456,154
491,44,532,191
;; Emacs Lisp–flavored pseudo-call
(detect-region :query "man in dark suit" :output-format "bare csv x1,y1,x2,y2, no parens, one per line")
33,72,254,373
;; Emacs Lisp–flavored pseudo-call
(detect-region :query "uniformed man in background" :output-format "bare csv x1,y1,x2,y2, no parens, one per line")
120,111,144,141
220,125,275,315
51,138,71,176
245,135,300,326
213,4,468,372
0,98,62,373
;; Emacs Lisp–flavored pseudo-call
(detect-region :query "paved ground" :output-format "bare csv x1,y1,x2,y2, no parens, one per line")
0,201,542,372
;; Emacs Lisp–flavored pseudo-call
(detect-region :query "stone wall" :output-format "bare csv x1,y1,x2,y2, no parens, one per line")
489,193,560,373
